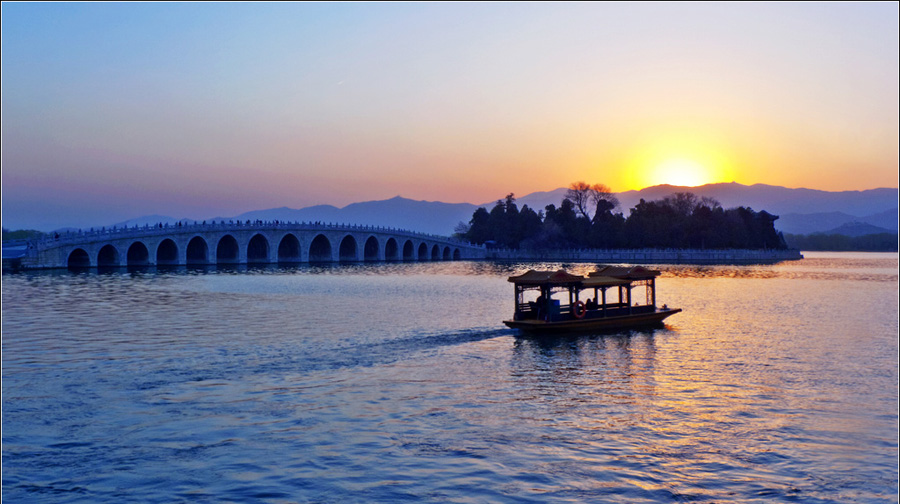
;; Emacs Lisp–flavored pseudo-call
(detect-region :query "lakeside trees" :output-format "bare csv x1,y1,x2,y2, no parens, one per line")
1,228,45,242
458,182,789,250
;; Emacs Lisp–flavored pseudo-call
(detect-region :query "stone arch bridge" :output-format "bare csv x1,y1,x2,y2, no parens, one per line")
23,221,486,269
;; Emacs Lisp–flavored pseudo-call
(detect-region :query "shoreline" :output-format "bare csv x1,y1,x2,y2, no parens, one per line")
484,248,804,265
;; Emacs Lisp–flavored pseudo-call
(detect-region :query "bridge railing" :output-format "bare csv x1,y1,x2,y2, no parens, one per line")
36,221,482,250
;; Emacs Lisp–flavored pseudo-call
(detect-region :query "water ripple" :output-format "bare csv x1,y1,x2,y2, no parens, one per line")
3,255,898,503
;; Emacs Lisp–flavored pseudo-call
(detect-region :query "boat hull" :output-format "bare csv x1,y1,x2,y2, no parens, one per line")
503,308,682,334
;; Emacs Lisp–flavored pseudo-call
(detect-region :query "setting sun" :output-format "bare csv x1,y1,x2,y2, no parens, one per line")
652,158,710,187
613,132,740,191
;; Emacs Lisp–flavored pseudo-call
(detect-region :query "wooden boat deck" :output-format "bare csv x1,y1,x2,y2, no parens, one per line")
504,307,681,334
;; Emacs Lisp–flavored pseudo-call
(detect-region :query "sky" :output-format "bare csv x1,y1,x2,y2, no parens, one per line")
2,2,898,231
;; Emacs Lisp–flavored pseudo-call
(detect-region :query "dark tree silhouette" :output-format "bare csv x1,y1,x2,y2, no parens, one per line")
566,181,620,220
463,185,787,250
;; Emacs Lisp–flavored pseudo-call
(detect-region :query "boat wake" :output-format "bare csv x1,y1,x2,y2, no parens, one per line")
324,326,514,371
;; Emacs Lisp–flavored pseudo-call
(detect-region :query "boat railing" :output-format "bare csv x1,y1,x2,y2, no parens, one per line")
515,301,656,321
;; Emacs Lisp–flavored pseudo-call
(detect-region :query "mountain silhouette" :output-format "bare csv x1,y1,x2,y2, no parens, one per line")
112,183,898,237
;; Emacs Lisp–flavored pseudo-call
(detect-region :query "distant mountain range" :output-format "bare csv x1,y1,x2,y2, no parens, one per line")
776,209,898,235
223,196,477,236
112,183,898,237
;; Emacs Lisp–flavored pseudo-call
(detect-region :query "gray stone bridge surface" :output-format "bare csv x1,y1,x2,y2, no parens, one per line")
21,221,486,269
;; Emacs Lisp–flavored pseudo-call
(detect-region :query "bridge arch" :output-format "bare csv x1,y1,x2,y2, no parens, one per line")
127,241,150,266
157,239,178,265
217,235,240,264
247,234,269,264
385,238,399,261
402,240,415,261
363,236,379,261
309,234,333,262
186,236,209,265
97,244,120,267
32,222,484,268
339,235,358,262
277,233,301,263
67,248,91,268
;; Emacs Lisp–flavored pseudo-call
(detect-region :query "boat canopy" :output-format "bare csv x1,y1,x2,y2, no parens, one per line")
581,275,631,287
509,266,660,287
507,269,584,286
589,265,661,280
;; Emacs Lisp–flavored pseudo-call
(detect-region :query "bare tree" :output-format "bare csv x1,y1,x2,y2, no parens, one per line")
565,182,594,219
700,196,722,210
663,192,700,217
566,181,620,219
588,183,620,214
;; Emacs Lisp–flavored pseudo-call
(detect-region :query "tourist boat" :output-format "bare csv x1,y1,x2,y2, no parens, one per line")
503,266,681,334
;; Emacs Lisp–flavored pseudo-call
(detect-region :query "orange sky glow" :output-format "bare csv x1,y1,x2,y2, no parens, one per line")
2,2,898,229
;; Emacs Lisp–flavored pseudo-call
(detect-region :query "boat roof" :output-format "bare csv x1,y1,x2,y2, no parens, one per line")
507,269,585,286
581,275,631,287
508,266,661,287
589,265,661,280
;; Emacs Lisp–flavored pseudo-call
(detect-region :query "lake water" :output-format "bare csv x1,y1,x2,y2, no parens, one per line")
2,252,897,503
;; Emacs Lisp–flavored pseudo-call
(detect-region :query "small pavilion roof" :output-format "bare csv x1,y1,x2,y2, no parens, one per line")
590,265,661,280
508,269,585,286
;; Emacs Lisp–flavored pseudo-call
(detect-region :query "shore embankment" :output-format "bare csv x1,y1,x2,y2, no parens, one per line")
484,248,803,264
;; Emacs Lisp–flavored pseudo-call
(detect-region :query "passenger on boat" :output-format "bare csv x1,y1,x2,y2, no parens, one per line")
585,298,598,311
535,294,546,319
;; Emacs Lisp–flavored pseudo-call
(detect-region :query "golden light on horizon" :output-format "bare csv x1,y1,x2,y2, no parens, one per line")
651,158,710,187
616,134,739,191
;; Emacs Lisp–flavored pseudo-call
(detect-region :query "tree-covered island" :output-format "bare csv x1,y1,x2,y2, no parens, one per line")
456,182,788,250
